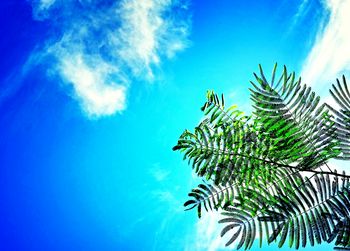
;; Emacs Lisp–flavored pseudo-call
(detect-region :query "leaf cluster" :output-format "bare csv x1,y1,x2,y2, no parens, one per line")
173,65,350,250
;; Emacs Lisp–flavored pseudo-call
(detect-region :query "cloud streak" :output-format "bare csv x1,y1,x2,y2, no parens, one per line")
185,211,228,251
30,0,190,117
301,0,350,88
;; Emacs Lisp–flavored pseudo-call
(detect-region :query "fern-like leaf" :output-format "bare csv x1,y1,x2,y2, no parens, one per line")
327,75,350,160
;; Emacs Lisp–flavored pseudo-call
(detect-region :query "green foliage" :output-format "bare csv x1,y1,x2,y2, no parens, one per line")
173,65,350,250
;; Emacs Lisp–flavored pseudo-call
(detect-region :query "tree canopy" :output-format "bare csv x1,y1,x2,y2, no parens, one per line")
173,65,350,250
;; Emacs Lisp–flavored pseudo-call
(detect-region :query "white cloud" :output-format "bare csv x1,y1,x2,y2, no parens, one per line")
301,0,350,88
119,0,174,79
30,0,190,117
185,211,229,251
150,163,170,182
59,53,127,116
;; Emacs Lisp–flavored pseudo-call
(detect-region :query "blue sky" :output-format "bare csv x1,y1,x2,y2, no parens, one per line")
0,0,349,250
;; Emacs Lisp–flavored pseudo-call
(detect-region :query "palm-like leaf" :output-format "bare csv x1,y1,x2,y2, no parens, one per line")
173,98,283,186
185,166,305,219
173,65,350,251
184,181,235,218
220,172,350,250
250,64,340,169
327,76,350,159
218,169,304,249
173,90,319,187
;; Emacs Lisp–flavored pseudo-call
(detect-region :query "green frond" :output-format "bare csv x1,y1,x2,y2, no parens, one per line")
184,181,236,218
173,101,284,185
219,172,350,250
259,173,350,249
173,65,350,251
218,169,304,249
250,65,340,169
327,75,350,160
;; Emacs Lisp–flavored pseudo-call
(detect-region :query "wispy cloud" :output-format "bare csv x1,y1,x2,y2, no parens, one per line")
31,0,56,19
285,0,311,36
150,162,170,182
30,0,190,117
301,0,350,89
185,211,228,251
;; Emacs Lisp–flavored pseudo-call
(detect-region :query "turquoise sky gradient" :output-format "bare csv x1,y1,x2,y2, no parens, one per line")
0,0,348,250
